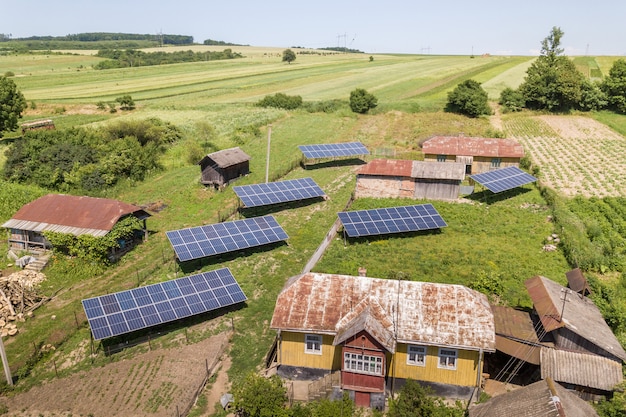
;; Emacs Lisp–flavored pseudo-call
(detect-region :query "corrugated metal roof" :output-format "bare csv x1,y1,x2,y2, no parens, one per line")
358,159,465,180
422,136,524,158
1,194,150,237
469,378,599,417
492,305,540,343
541,348,624,392
200,147,250,168
525,276,626,361
270,273,495,352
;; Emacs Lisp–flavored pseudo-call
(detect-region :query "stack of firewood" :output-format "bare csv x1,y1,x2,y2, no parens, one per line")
0,270,47,337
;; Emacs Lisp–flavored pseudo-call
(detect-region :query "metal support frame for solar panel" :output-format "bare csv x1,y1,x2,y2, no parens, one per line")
233,177,326,208
338,204,447,238
469,166,537,193
298,142,369,159
82,267,247,340
166,215,288,262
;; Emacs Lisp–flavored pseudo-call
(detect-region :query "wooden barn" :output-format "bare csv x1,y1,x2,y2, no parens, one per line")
2,194,150,257
198,147,250,187
355,159,465,201
270,273,495,408
422,135,524,175
21,119,55,134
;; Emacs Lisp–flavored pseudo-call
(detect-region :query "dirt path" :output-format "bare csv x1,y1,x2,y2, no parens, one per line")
2,332,230,417
204,354,233,415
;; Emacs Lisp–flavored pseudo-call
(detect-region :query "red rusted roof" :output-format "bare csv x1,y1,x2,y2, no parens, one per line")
491,305,540,343
271,273,495,352
422,136,524,158
358,159,414,177
565,268,590,294
525,276,626,361
2,194,149,237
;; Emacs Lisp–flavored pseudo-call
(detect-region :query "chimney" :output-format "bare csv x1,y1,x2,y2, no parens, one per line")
358,267,367,277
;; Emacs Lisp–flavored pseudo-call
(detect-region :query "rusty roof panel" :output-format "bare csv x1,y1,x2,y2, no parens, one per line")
491,305,540,343
2,194,149,236
565,268,590,294
541,348,623,391
271,273,495,351
526,276,626,361
334,298,396,352
495,335,541,365
358,159,414,177
422,136,524,158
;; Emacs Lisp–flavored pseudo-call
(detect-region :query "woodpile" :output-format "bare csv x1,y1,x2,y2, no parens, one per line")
0,270,47,337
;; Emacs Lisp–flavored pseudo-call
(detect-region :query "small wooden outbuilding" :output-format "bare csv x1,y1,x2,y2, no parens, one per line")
355,159,465,200
198,147,250,187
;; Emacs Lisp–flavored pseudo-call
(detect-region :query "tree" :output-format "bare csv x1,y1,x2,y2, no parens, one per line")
349,88,378,114
232,373,289,417
498,87,525,112
387,380,465,417
445,79,491,117
601,58,626,113
116,94,135,110
282,48,296,64
518,27,586,112
0,76,27,137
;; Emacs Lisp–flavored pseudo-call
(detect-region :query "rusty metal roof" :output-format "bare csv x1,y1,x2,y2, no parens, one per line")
492,305,540,343
270,273,495,352
565,268,591,295
333,298,396,353
358,159,465,180
422,136,524,158
1,194,150,237
541,348,624,392
469,378,599,417
200,147,250,168
525,276,626,361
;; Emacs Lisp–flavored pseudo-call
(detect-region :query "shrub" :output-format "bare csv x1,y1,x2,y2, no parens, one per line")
349,88,378,114
232,373,289,417
499,87,525,112
445,79,491,117
257,93,302,110
3,71,14,77
116,95,135,110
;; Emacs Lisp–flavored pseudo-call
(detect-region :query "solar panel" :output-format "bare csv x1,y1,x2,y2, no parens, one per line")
166,215,288,262
233,177,326,208
82,268,246,340
298,142,369,159
338,204,447,238
470,166,537,193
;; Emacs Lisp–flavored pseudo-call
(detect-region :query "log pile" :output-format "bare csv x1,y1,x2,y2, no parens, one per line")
0,270,47,337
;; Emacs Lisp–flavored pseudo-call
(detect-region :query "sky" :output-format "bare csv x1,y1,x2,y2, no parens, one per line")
1,0,625,56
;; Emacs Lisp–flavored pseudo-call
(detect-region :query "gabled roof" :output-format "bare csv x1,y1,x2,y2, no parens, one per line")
1,194,150,237
270,273,495,352
422,136,524,158
469,378,599,417
199,147,250,168
541,347,623,392
525,276,626,361
333,297,396,353
357,159,465,180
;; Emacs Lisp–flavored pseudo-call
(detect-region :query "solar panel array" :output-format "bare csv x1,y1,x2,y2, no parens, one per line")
338,204,447,238
470,166,537,193
299,142,369,159
233,178,326,208
166,216,288,262
82,268,246,340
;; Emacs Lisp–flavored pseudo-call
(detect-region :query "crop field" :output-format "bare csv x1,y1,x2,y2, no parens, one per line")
1,47,626,415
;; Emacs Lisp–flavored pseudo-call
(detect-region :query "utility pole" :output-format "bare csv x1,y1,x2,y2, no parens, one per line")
265,125,272,183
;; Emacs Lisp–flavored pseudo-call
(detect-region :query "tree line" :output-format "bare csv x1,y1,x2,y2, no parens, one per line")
94,48,243,69
0,32,194,45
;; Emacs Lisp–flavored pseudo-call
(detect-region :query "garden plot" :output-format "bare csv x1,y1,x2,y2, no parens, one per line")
504,115,626,198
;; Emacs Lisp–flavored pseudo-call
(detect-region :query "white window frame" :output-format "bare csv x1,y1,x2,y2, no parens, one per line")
491,157,502,168
438,348,457,370
304,334,322,355
437,154,447,162
343,352,383,376
407,345,427,367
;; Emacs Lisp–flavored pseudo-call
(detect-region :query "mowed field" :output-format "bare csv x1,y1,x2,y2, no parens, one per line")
1,48,626,416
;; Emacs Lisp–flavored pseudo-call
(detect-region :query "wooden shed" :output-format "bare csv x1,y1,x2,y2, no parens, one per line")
355,159,465,200
198,147,250,187
422,135,524,175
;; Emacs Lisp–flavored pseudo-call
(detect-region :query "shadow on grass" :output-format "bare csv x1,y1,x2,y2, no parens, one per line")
465,187,532,205
302,158,366,170
238,196,326,217
340,227,445,245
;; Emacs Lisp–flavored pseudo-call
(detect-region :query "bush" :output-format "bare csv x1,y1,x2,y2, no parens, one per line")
302,99,343,113
499,87,525,112
445,79,491,117
349,88,378,114
116,94,135,110
3,71,14,77
257,93,302,110
233,373,289,417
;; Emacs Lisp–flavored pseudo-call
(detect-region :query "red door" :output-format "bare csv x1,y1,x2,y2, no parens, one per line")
355,391,370,408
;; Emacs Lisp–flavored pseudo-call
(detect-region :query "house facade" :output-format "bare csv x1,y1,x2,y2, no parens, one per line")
198,147,250,187
422,136,524,175
355,159,465,201
270,273,496,408
2,194,150,255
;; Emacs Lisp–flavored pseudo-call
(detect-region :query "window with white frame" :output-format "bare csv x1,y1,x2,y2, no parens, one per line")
491,157,501,168
407,345,426,366
343,352,383,375
305,334,322,355
437,154,447,162
438,348,457,370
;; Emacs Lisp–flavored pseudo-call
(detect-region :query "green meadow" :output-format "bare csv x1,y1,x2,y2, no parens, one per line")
0,48,625,413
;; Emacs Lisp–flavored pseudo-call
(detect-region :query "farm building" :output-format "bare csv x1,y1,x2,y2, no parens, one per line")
198,147,250,187
355,159,465,200
20,119,55,134
422,135,524,175
468,377,600,417
270,272,495,408
2,194,150,257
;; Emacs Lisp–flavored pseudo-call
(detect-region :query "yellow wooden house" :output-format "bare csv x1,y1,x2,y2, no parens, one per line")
270,273,496,408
